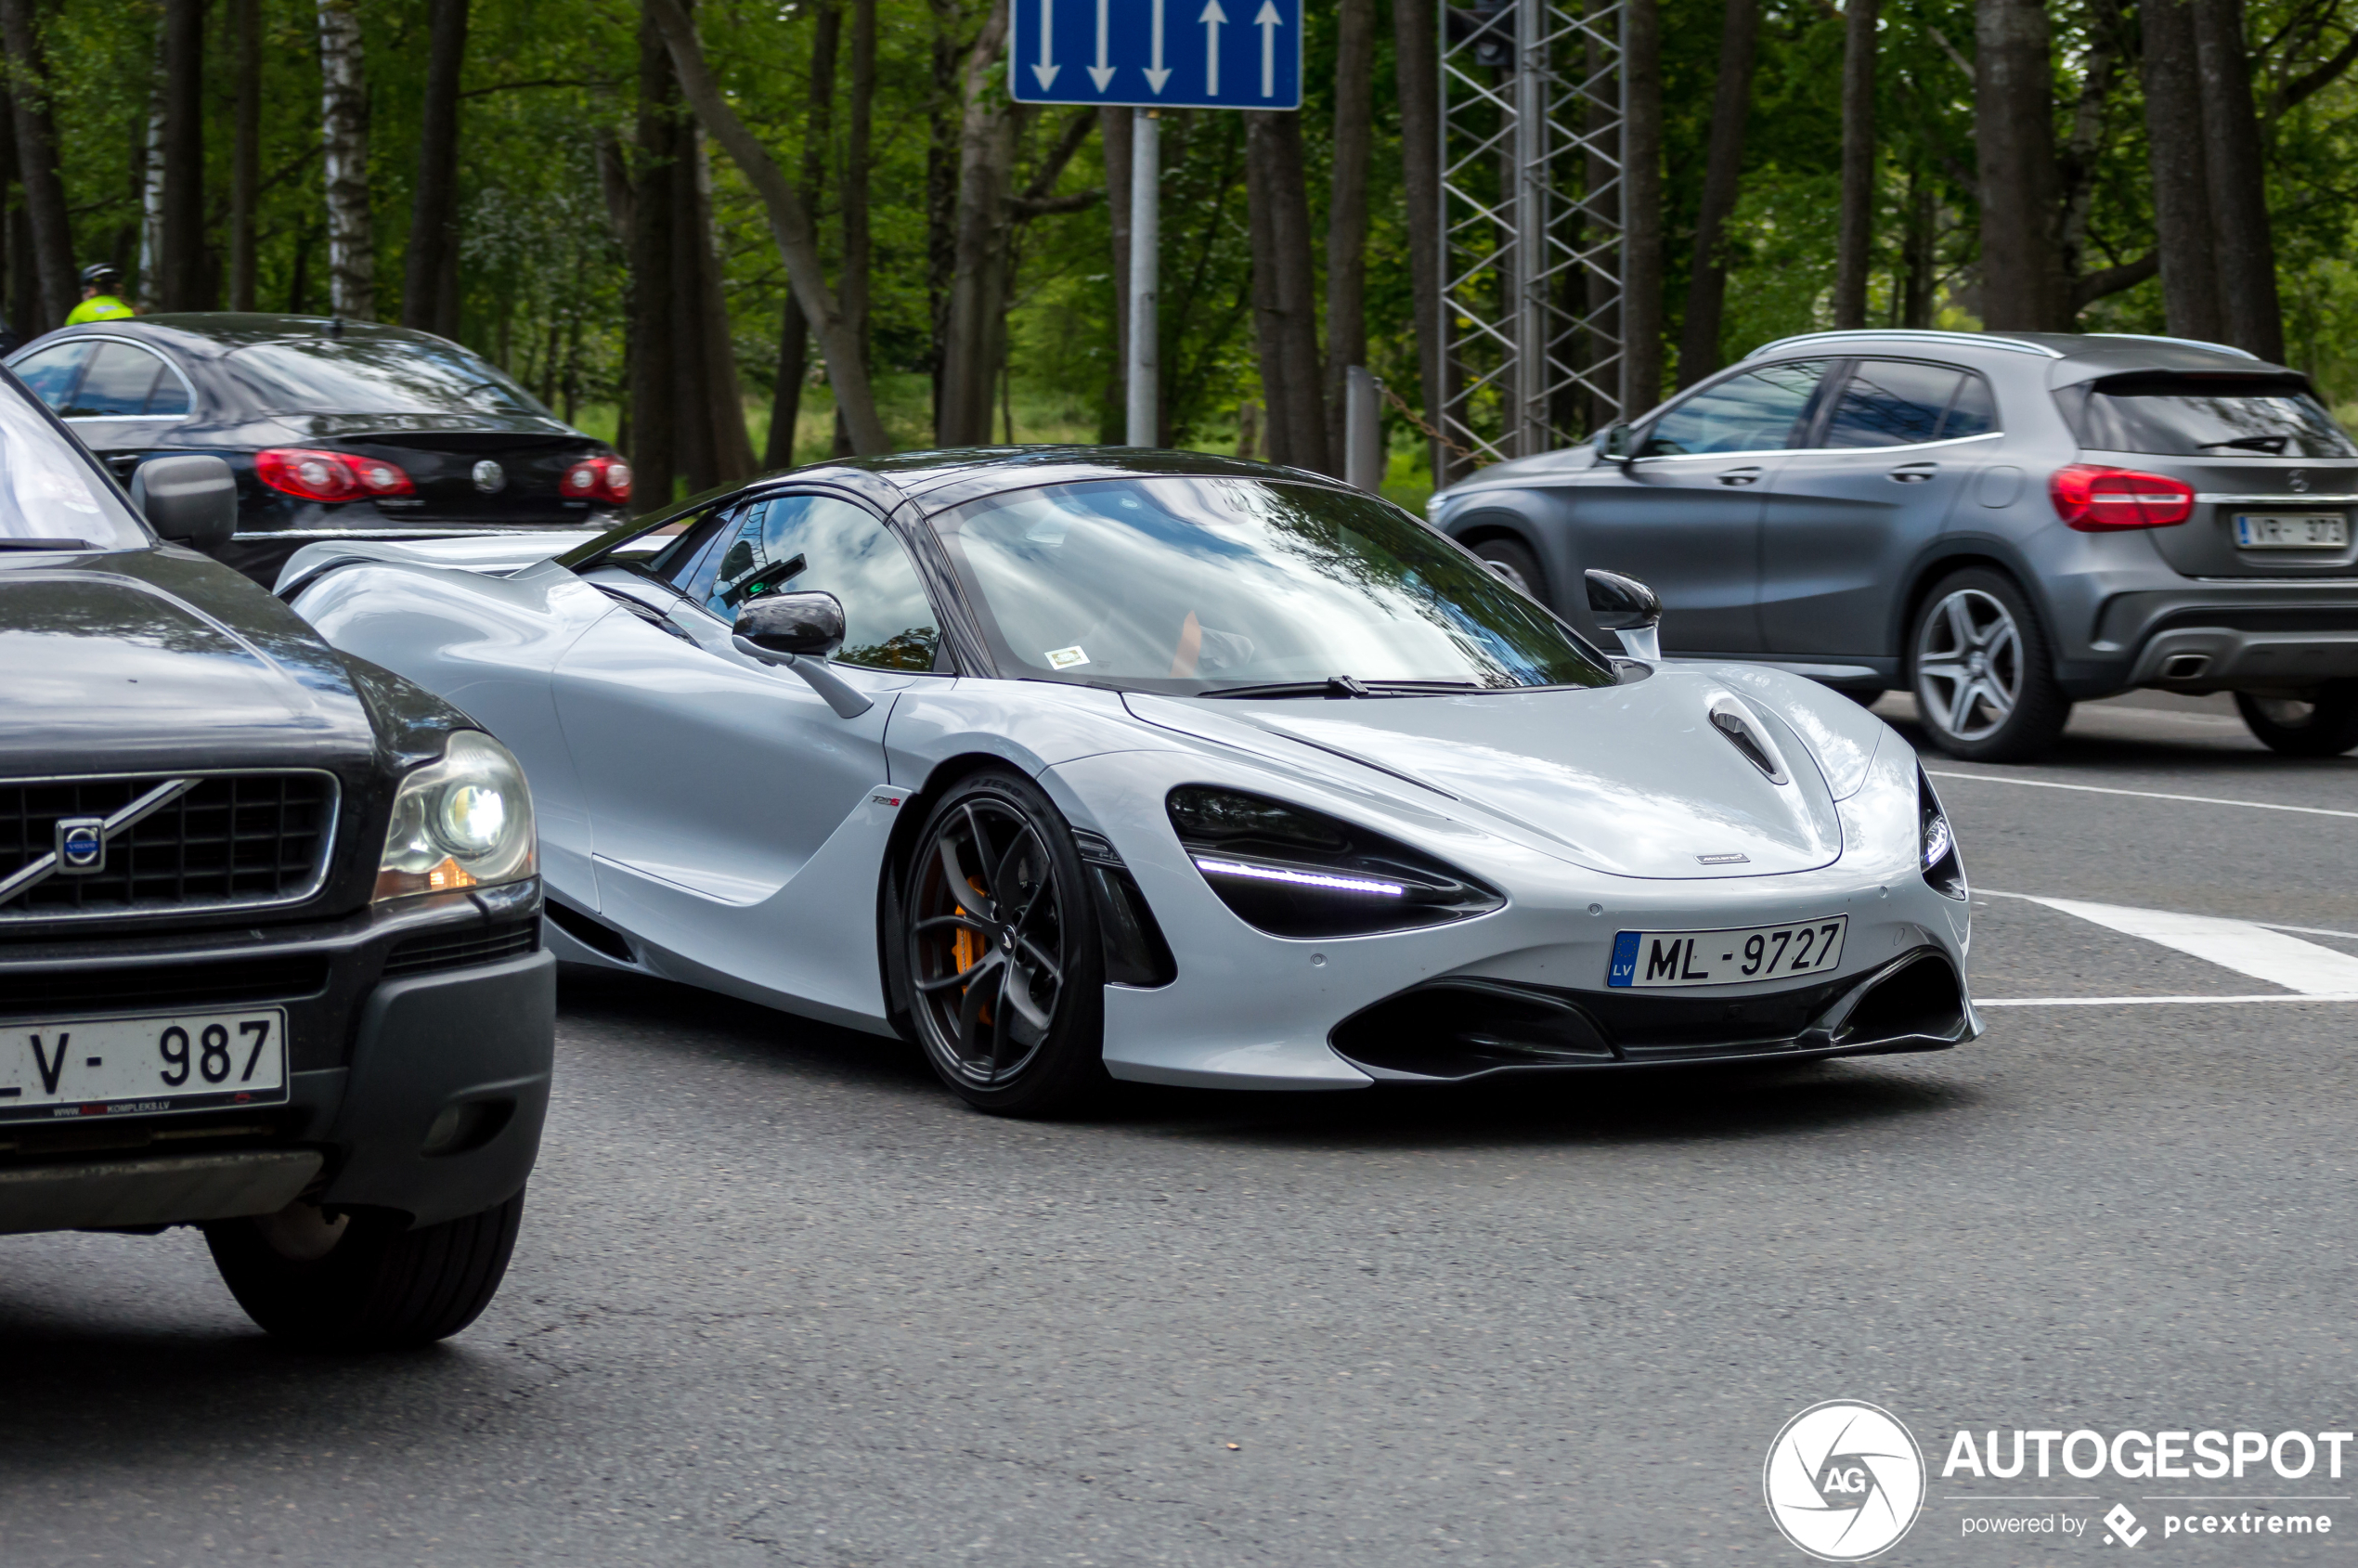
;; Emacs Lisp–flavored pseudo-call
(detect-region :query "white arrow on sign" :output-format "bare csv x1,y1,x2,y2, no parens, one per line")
1086,0,1115,90
1254,0,1282,97
1031,0,1060,89
1197,0,1224,96
1143,0,1171,92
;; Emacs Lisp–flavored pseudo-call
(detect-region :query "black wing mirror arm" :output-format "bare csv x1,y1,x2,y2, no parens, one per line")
731,638,875,719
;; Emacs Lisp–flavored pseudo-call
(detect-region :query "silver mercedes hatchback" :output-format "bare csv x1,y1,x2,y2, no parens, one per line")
1430,329,2358,761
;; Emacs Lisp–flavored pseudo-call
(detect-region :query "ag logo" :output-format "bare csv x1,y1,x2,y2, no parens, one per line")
1764,1400,1924,1561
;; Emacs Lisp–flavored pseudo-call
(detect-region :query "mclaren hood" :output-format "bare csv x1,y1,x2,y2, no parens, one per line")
1127,669,1884,879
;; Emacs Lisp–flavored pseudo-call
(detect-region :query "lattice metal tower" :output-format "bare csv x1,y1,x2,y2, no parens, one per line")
1438,0,1626,477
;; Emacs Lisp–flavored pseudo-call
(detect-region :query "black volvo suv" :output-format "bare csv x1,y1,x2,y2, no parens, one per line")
0,368,552,1348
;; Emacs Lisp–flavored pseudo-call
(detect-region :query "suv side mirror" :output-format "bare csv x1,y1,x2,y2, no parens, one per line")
730,590,872,719
732,590,845,658
1585,568,1663,663
133,454,236,555
1597,422,1637,463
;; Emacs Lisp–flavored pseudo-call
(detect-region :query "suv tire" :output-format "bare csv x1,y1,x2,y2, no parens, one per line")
1908,569,2071,762
900,769,1108,1118
2235,685,2358,757
206,1188,525,1350
1471,538,1547,603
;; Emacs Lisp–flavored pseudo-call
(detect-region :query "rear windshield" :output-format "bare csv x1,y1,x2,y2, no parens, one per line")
2067,375,2357,459
219,336,552,418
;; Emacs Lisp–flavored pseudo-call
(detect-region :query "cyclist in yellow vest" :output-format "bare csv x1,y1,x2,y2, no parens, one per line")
64,263,135,326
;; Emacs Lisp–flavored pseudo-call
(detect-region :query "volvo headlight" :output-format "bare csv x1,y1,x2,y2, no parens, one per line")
374,731,537,901
1168,785,1501,939
1919,769,1965,900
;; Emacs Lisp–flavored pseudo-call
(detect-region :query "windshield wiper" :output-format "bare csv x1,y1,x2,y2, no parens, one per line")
1207,676,1488,699
0,537,90,551
2199,435,2293,453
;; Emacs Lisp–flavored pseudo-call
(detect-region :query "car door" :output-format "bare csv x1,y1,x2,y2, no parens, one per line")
551,491,945,1006
1567,358,1831,654
17,338,196,484
1759,360,2000,657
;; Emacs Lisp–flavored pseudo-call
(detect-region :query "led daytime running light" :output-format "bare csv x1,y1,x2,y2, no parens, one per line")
1921,810,1953,870
1193,856,1405,898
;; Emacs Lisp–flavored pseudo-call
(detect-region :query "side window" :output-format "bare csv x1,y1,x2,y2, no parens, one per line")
1820,360,1963,448
1940,372,2000,439
10,342,94,410
1640,359,1827,456
701,495,942,672
66,343,180,418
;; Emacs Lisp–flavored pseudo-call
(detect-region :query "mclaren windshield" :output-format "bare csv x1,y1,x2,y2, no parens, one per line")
932,476,1613,695
0,377,149,551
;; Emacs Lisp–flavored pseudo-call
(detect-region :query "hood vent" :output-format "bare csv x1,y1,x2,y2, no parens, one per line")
1709,697,1789,784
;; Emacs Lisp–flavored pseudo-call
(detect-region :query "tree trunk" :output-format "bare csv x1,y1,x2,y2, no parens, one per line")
159,0,203,310
1621,0,1665,412
767,295,808,469
1244,110,1329,474
690,138,757,485
0,0,73,326
1898,166,1936,327
1832,0,1879,329
644,0,887,454
1675,0,1757,388
402,0,466,335
628,8,680,510
838,0,874,457
667,130,715,490
137,44,162,307
1974,0,2067,330
2140,0,2222,340
926,0,961,430
765,0,838,473
1322,0,1375,461
1393,0,1445,479
229,0,259,310
317,0,373,318
2191,0,2282,359
1099,105,1132,442
939,0,1014,447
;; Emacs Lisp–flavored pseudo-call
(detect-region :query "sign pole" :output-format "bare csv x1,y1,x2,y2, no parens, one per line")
1126,108,1160,447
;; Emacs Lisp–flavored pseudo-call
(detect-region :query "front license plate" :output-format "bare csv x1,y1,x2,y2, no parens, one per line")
2234,512,2348,549
1608,917,1846,989
0,1008,288,1124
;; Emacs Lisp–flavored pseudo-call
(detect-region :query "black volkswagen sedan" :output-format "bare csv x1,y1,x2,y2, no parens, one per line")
5,314,629,584
0,359,553,1348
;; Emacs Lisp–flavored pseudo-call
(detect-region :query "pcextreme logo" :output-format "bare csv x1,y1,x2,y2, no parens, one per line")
1764,1400,1927,1562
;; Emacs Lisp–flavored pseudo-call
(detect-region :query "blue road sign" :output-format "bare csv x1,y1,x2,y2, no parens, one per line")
1010,0,1301,110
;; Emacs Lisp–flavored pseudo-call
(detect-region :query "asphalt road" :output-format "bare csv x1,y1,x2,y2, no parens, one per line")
6,693,2356,1567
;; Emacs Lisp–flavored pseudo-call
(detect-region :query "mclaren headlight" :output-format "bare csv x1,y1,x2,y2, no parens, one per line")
1167,785,1502,939
1919,768,1965,900
374,730,537,901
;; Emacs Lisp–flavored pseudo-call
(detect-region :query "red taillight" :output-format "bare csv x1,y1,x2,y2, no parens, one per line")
2050,463,2194,530
255,447,414,502
564,454,632,505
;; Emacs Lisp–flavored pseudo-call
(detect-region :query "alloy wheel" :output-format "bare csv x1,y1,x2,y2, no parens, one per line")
908,796,1070,1088
1914,588,2024,744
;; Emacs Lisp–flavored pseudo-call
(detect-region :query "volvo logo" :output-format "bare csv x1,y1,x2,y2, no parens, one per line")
56,817,104,875
472,459,507,494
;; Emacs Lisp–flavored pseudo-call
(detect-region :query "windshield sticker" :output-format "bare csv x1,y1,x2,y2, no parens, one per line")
1045,645,1090,669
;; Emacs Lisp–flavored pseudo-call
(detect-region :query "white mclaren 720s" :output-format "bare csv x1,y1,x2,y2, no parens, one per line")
279,447,1976,1115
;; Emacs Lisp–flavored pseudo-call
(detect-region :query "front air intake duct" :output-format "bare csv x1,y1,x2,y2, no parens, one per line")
1167,785,1503,939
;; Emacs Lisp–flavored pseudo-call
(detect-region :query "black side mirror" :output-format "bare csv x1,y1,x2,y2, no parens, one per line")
732,590,845,658
133,454,236,555
1585,568,1663,662
1597,422,1637,463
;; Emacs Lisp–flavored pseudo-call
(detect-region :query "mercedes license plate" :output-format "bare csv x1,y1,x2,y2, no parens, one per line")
1609,917,1846,989
2234,512,2348,549
0,1008,289,1123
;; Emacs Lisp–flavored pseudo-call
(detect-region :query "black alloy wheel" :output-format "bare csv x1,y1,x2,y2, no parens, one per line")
903,770,1107,1116
2235,684,2358,757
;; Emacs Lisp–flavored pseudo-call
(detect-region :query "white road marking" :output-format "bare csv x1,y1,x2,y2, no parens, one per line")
1979,993,2358,1006
1928,769,2358,821
2016,893,2358,993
